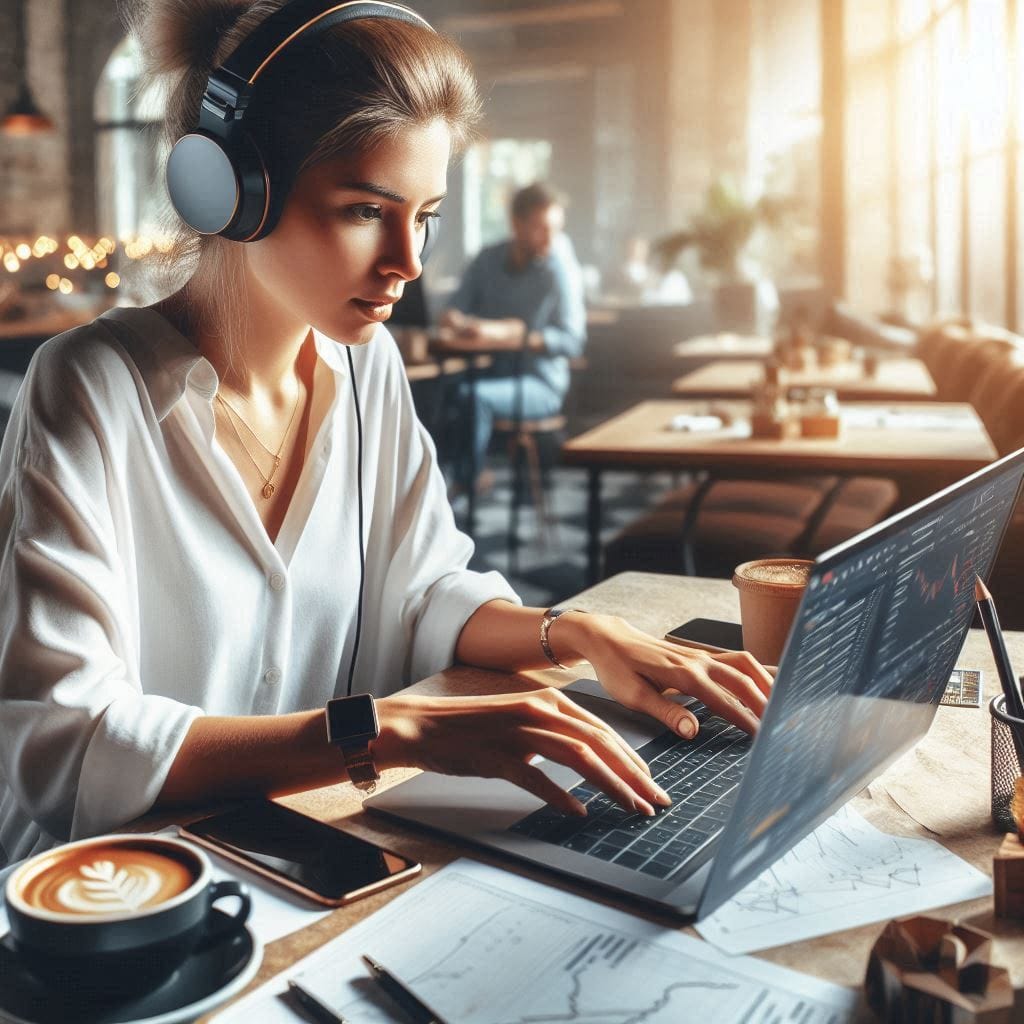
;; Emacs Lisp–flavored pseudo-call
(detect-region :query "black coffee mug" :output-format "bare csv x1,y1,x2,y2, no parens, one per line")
5,834,251,999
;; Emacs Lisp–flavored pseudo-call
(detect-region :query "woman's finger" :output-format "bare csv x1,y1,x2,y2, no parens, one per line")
661,667,761,735
605,676,702,741
702,660,769,716
710,649,774,697
516,726,659,816
541,691,653,778
503,760,588,817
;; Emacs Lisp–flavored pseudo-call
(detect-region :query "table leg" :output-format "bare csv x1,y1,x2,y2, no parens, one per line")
679,474,717,576
586,466,603,585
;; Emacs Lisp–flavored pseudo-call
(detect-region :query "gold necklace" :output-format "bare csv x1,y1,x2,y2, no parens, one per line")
216,385,302,499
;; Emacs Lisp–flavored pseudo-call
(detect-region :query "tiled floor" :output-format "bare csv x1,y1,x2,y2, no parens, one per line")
450,460,683,608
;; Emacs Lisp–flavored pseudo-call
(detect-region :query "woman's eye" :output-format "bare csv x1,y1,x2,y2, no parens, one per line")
346,205,382,222
417,210,442,228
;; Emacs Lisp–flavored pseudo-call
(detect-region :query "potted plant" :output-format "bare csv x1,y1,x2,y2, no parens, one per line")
653,177,791,334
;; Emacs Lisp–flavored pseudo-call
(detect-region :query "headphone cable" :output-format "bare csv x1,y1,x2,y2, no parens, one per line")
345,345,366,697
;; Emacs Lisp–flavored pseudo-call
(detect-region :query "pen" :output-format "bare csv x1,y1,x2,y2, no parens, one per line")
287,979,351,1024
976,576,1024,764
361,953,450,1024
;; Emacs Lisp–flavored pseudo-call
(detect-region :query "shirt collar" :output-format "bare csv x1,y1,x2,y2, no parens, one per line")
99,307,352,422
99,306,217,422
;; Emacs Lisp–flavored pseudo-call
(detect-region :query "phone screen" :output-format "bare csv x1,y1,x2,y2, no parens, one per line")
180,800,419,903
665,618,744,652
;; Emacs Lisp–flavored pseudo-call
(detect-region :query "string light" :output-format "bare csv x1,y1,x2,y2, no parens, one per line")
104,272,120,288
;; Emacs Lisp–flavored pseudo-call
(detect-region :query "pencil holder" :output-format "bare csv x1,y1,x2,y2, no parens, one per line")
989,694,1024,832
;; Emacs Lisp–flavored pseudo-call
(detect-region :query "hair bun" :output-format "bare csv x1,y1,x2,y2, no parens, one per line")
122,0,258,78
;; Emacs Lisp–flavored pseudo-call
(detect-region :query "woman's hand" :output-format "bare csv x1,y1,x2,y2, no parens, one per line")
551,612,772,740
373,689,672,818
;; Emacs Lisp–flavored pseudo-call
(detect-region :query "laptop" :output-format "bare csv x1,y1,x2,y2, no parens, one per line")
368,448,1024,919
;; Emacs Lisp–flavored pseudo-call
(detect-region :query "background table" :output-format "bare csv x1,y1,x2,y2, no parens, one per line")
673,334,776,361
192,572,1024,1021
672,356,936,402
562,399,997,583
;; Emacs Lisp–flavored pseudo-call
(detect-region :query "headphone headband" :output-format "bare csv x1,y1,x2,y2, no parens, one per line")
201,1,432,133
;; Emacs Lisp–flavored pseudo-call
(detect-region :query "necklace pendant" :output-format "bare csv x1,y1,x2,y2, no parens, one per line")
262,483,276,499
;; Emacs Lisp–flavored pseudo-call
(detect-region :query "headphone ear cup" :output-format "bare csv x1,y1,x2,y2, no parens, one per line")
221,133,273,242
420,214,439,265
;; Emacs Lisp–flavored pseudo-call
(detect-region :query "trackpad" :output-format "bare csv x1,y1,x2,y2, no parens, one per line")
561,678,674,749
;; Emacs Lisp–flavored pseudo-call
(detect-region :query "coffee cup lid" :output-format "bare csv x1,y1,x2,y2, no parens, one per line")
732,558,814,595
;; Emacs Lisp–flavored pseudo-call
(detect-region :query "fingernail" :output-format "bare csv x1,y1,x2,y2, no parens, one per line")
679,719,697,739
634,799,655,817
655,785,672,805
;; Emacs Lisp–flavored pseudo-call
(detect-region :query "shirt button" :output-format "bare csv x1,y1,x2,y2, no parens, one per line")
263,667,282,686
269,572,286,591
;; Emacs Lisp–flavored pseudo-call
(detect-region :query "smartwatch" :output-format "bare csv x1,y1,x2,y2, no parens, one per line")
325,694,381,792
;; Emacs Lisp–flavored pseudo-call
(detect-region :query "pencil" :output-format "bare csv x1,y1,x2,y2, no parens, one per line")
287,979,351,1024
361,954,449,1024
976,576,1024,766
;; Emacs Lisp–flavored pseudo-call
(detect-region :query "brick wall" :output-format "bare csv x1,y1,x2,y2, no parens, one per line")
0,0,124,237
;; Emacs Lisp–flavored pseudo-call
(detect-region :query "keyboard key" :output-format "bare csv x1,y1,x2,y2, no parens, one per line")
641,856,681,878
564,833,598,853
629,838,663,859
589,842,622,861
613,850,647,870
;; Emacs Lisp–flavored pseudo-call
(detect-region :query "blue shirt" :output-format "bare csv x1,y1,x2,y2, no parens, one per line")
448,238,586,397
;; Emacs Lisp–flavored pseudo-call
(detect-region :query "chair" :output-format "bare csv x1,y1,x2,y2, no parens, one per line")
603,474,898,579
493,357,587,575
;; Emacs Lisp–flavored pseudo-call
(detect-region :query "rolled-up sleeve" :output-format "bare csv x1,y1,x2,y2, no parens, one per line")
0,363,202,844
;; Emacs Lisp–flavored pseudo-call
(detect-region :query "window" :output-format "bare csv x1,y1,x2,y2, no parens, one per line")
461,139,552,256
843,0,1020,328
94,36,166,246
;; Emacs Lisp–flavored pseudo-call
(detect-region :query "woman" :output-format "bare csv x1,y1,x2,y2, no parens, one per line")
0,0,770,866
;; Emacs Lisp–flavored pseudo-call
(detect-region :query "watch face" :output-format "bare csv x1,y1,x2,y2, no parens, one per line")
326,695,378,742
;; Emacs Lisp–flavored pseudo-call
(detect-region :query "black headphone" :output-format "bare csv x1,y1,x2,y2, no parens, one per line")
166,0,439,262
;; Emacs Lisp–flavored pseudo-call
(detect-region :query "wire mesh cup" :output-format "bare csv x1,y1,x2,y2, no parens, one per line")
990,693,1024,832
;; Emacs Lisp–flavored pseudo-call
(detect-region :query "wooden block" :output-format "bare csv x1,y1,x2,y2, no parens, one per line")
800,414,842,439
750,414,800,440
993,833,1024,918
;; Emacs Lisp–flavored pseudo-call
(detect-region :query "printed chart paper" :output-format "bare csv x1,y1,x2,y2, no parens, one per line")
216,858,858,1024
696,804,991,954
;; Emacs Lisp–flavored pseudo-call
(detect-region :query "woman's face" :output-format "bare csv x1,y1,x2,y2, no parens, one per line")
245,118,452,344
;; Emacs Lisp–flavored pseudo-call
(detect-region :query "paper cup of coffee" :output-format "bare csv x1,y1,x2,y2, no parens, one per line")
732,558,814,665
5,834,250,998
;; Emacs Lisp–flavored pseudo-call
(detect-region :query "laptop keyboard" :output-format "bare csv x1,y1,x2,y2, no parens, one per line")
509,702,751,880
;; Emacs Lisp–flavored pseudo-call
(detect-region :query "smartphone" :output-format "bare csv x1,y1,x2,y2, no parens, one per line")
664,617,743,654
179,800,421,907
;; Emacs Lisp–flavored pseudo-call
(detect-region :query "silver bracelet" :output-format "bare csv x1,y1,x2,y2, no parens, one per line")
540,607,583,670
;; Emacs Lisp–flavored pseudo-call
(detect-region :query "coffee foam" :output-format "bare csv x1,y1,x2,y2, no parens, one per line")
737,561,811,586
19,844,196,916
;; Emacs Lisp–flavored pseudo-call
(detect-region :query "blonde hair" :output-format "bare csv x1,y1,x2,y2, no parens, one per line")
120,0,481,353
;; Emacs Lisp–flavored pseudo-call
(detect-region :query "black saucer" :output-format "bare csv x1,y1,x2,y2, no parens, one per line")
0,908,260,1024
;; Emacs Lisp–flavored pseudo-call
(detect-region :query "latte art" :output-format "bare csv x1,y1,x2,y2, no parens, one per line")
18,844,197,916
56,860,166,913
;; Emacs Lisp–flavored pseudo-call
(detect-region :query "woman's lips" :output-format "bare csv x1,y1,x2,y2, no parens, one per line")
351,297,397,322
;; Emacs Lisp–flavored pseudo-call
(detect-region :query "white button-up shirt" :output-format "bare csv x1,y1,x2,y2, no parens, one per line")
0,307,518,865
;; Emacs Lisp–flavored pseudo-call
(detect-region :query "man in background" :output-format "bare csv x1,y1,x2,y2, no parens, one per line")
440,182,586,492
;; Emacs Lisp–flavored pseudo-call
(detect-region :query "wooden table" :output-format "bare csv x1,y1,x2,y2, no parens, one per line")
562,399,997,584
672,357,936,402
195,572,1024,1021
672,333,775,361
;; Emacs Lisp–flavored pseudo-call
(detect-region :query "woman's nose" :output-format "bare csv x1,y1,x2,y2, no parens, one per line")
378,222,423,281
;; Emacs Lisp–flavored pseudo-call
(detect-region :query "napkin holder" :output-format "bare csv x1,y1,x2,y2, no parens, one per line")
865,915,1013,1023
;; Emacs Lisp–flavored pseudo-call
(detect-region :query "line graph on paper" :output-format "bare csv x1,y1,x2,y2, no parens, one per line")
696,804,991,954
295,868,851,1024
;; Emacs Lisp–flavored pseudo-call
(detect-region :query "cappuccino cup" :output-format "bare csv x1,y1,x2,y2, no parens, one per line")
5,834,250,998
732,558,814,665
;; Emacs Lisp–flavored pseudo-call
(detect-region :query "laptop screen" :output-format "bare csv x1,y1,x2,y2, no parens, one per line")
698,449,1024,918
